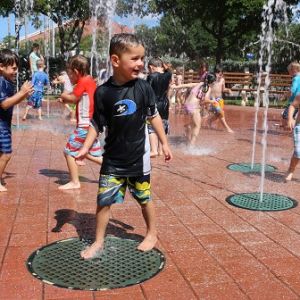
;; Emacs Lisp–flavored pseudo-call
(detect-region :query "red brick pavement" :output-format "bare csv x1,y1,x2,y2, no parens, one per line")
0,102,299,299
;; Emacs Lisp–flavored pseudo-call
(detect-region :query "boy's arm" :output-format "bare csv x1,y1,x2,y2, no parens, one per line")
0,81,33,110
221,78,232,94
173,82,198,89
287,96,300,131
204,87,214,104
60,92,79,104
148,114,172,162
75,125,99,159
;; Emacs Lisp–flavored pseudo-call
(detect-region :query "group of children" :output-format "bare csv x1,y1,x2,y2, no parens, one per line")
1,33,300,260
0,34,172,259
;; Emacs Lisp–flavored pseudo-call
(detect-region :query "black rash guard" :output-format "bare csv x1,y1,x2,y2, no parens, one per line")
147,70,172,120
92,77,158,177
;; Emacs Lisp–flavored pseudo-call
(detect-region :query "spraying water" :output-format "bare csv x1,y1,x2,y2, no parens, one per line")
251,0,288,201
89,0,117,84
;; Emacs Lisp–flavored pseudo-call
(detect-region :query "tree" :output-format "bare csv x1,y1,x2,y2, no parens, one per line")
153,0,299,64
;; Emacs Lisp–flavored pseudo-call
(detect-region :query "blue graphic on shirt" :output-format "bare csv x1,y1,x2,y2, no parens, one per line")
114,99,137,116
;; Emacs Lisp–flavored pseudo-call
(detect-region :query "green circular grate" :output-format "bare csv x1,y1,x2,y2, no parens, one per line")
27,236,165,290
226,193,297,211
227,163,276,173
11,124,31,130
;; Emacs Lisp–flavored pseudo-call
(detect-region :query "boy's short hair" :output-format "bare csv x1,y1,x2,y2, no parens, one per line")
36,59,44,68
32,43,40,50
148,57,163,68
214,66,223,74
109,33,144,56
288,62,300,72
0,49,19,67
67,55,90,76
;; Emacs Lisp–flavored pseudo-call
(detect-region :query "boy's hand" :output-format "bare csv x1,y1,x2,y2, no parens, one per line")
57,97,63,103
287,119,295,131
20,81,34,97
162,144,173,162
75,146,89,160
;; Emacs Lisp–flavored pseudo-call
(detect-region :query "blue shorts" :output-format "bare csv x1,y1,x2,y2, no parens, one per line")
28,91,43,109
0,126,12,154
64,127,102,157
97,174,151,206
293,124,300,158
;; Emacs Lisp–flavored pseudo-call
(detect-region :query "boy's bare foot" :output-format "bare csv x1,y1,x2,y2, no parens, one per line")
58,181,80,190
80,241,104,260
0,184,7,192
227,129,234,133
137,234,157,252
38,117,43,120
22,116,26,121
285,173,293,182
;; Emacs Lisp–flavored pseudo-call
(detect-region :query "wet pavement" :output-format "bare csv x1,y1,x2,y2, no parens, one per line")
0,102,300,299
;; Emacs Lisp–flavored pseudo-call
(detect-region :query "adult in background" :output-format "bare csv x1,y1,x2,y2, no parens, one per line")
29,43,44,75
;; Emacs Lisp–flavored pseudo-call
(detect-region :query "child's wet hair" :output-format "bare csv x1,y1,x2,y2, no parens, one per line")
206,73,216,84
148,57,163,68
67,55,90,75
109,33,144,56
0,49,19,67
288,61,300,72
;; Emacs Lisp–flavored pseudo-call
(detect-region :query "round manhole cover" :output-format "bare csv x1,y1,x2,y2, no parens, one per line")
227,163,276,173
27,236,165,290
226,193,297,211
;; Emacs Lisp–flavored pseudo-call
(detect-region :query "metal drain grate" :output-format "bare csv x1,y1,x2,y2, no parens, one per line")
11,124,31,130
27,236,165,290
226,193,297,211
227,163,276,173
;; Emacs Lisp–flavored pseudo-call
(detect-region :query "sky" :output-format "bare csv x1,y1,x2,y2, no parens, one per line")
0,13,161,42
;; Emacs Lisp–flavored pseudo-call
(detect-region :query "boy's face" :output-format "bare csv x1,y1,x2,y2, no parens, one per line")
0,63,18,82
111,45,145,82
67,68,80,85
216,72,223,80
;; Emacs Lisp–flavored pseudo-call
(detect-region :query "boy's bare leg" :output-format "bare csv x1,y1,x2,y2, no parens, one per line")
0,153,11,192
22,106,30,120
138,201,158,251
285,156,299,181
81,205,111,259
220,117,234,133
59,154,80,190
38,108,43,120
149,133,159,158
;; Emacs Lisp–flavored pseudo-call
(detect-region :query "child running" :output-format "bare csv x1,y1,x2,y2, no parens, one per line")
281,62,300,128
285,93,300,181
0,49,33,192
76,33,173,259
22,59,49,121
53,70,76,122
147,57,172,157
204,70,234,133
59,55,102,190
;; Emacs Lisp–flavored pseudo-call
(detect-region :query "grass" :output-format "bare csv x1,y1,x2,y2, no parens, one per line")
224,97,287,108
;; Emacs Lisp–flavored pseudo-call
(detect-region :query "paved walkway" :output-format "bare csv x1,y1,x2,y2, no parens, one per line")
0,103,300,299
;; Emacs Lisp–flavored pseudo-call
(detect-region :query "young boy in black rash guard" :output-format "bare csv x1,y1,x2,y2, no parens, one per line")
147,57,172,157
76,33,173,259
